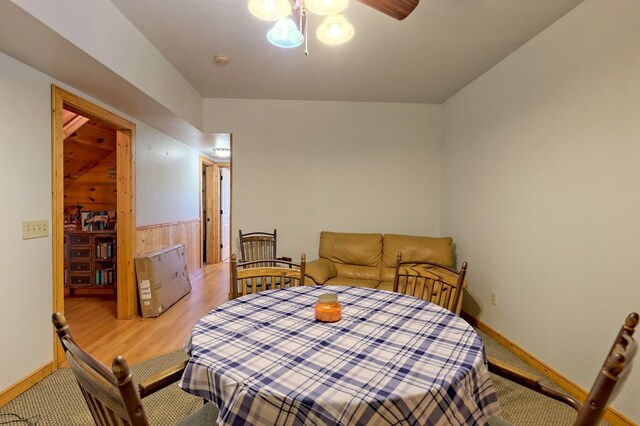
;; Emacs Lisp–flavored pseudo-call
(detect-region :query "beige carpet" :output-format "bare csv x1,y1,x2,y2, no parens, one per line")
478,329,610,426
0,330,608,425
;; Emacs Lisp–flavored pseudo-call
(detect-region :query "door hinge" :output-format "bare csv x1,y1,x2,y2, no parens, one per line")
220,209,223,215
220,244,223,249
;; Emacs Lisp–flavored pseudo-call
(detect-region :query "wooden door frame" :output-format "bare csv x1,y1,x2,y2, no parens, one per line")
218,162,231,261
199,157,231,265
52,86,136,365
200,156,217,266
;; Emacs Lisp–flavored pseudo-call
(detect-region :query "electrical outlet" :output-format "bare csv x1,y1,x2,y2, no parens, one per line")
22,220,49,239
490,291,497,306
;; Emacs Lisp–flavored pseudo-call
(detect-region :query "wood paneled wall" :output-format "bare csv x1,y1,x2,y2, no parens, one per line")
65,151,117,211
135,219,201,275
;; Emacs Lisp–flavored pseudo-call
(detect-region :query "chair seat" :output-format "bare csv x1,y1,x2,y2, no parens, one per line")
176,402,218,426
488,415,512,426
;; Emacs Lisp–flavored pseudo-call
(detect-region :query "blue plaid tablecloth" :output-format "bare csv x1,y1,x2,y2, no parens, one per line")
179,286,500,425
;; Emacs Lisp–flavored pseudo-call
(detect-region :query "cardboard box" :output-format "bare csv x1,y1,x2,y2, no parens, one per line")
135,244,191,318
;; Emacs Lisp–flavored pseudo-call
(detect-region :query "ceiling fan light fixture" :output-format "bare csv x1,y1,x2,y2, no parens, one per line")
304,0,349,16
316,13,354,45
248,0,291,20
212,147,231,157
267,17,304,48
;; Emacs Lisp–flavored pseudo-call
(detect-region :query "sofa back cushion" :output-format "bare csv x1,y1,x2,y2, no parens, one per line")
319,231,382,267
380,234,454,282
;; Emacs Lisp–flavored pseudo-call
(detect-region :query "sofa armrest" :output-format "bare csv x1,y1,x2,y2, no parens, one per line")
305,258,337,285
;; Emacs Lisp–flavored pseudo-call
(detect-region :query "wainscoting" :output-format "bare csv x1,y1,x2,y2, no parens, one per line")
136,219,201,275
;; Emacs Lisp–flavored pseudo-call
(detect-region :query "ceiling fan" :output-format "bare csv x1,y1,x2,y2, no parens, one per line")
249,0,419,50
357,0,419,21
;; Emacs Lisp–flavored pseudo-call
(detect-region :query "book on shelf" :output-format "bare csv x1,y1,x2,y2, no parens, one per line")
95,268,115,286
96,241,115,259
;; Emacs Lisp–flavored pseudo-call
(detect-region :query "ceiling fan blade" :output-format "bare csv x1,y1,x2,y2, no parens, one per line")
357,0,419,20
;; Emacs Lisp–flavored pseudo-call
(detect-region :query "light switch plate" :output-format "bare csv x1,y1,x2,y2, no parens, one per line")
22,220,49,239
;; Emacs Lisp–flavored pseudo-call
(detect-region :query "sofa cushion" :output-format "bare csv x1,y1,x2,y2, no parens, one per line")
319,232,382,267
380,267,397,284
335,263,381,282
380,232,450,266
381,234,454,282
325,276,380,288
376,280,395,292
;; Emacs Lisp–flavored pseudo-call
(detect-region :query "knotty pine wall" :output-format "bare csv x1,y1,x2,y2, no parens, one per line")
135,219,201,276
65,151,117,212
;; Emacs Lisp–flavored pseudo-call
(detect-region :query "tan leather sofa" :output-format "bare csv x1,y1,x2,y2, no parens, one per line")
305,231,456,291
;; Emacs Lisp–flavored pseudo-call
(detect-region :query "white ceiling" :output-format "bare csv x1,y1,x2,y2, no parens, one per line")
110,0,584,104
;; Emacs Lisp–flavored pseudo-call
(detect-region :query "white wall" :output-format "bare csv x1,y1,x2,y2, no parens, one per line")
442,0,640,421
135,125,200,226
204,99,443,260
0,51,201,393
9,0,203,129
0,51,54,392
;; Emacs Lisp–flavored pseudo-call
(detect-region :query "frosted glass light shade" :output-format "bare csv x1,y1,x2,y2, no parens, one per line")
248,0,291,20
305,0,348,15
267,17,304,48
316,14,354,45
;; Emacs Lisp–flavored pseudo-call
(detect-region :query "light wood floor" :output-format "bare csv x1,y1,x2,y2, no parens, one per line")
63,262,229,367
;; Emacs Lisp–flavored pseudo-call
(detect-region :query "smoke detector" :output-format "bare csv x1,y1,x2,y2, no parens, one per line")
214,54,230,66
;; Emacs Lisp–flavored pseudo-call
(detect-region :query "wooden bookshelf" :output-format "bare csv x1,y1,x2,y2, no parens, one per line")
65,231,116,297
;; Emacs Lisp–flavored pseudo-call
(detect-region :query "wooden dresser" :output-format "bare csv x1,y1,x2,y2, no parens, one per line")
64,231,116,296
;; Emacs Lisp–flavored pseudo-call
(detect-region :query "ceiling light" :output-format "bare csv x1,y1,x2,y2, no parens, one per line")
267,17,304,48
212,148,231,157
248,0,292,20
304,0,348,15
249,0,354,53
316,13,354,45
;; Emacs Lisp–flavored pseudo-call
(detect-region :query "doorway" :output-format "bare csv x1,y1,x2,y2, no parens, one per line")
220,166,231,261
62,109,118,298
52,86,136,365
202,158,216,264
201,158,231,265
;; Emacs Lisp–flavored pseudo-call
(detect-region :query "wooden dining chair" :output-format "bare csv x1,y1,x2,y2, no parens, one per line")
392,252,467,314
238,229,291,266
229,253,306,300
52,312,217,426
487,312,638,426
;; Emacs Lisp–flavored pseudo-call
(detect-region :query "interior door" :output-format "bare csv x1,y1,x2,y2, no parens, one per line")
204,164,216,264
220,167,231,261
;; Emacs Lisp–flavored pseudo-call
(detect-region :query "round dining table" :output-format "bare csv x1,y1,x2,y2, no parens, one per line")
179,285,500,425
